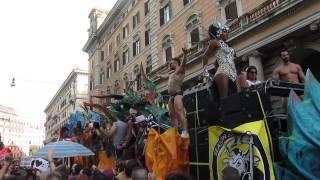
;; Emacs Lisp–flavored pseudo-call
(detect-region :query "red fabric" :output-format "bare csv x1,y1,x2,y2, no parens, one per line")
0,147,11,158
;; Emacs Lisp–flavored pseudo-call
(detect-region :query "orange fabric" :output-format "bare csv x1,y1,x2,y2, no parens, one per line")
97,150,116,171
145,128,158,172
145,128,189,180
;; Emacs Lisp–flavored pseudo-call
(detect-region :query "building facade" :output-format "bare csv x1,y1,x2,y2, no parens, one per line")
44,69,88,144
0,105,44,158
84,0,320,105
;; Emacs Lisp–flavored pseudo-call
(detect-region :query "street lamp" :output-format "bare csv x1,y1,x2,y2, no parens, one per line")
10,78,15,87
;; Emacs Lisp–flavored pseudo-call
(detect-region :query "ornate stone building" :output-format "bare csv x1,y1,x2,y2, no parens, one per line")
84,0,320,103
44,69,88,143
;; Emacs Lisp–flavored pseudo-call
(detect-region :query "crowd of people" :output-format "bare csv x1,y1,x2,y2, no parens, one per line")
0,109,193,180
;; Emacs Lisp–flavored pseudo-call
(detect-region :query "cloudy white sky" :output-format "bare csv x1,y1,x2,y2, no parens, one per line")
0,0,117,123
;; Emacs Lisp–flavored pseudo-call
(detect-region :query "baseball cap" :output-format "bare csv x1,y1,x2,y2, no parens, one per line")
135,115,146,124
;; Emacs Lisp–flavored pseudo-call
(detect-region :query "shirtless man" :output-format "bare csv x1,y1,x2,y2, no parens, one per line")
157,48,189,138
272,49,304,83
273,49,304,111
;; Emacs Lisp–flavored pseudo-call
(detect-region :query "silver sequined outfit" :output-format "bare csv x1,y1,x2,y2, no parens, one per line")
215,40,237,82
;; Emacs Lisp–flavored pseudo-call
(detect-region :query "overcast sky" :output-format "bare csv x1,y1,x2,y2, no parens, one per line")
0,0,117,123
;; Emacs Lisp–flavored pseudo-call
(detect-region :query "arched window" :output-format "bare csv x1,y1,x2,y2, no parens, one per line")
162,35,174,62
185,13,201,48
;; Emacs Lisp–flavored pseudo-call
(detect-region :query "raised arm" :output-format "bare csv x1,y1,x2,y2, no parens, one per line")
177,48,188,73
203,39,218,67
297,64,305,83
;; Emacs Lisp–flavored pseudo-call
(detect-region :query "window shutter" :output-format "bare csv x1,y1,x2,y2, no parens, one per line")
225,1,238,21
137,12,140,25
168,1,172,20
165,47,172,62
145,1,149,15
145,30,149,46
160,8,164,26
133,16,136,29
133,42,136,56
123,27,125,38
101,51,104,61
183,0,189,6
123,52,126,65
190,28,200,46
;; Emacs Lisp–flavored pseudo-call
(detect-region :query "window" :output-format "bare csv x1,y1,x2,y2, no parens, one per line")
225,1,238,21
160,2,171,26
165,47,172,62
145,0,150,15
133,39,140,57
183,0,192,6
132,0,136,6
114,59,120,72
123,25,129,39
107,64,112,79
101,51,104,61
190,28,200,46
116,35,121,47
123,73,129,90
146,56,152,74
108,43,112,56
114,80,120,95
99,71,104,84
123,49,129,65
134,65,141,90
186,14,201,48
145,29,150,46
133,12,140,29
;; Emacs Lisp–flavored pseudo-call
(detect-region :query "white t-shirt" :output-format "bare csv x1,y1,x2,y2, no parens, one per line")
246,80,261,87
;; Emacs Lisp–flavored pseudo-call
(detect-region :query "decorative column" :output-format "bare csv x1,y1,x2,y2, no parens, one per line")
248,51,264,81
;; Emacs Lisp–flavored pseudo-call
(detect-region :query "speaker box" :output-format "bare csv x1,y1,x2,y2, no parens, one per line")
188,128,210,180
220,91,271,115
183,82,217,113
220,111,264,129
189,164,210,180
189,127,208,146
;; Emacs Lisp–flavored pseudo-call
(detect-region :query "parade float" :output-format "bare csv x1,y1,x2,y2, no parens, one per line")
59,67,320,180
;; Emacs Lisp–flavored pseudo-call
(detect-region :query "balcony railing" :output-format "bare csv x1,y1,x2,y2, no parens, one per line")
228,0,304,36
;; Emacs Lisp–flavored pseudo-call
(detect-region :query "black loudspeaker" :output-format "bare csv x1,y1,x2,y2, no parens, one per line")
189,164,210,180
189,127,209,180
183,82,220,126
220,91,271,115
183,82,216,112
220,111,264,129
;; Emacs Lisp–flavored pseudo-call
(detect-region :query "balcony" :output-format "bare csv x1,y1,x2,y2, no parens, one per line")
228,0,304,39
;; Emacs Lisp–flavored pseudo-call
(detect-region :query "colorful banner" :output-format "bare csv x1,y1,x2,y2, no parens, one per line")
209,120,275,180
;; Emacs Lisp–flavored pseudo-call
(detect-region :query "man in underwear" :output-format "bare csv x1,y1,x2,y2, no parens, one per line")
157,48,189,138
273,49,305,111
272,49,304,83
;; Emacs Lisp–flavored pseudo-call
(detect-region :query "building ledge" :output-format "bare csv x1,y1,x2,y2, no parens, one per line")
228,0,305,41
